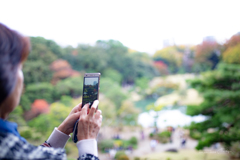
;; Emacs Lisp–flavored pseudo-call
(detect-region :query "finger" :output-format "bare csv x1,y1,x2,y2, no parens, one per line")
94,109,102,120
97,115,103,126
71,111,81,120
88,100,99,117
80,103,89,117
71,103,82,114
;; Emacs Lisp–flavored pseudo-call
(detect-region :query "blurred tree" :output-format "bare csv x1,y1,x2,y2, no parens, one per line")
19,94,31,111
50,59,80,84
23,37,61,85
153,46,183,73
223,33,240,49
28,102,71,137
23,61,53,84
98,95,117,126
102,68,123,85
100,78,127,109
222,44,240,64
117,100,140,126
62,44,109,73
135,77,150,92
54,76,83,100
187,63,240,150
62,39,158,85
25,83,54,103
60,95,73,107
193,40,220,72
30,37,64,58
7,106,27,126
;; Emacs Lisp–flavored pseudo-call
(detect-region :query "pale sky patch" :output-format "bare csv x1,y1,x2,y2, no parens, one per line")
1,0,239,55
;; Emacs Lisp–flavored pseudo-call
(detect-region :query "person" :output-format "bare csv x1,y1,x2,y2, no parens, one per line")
0,23,102,160
150,139,157,151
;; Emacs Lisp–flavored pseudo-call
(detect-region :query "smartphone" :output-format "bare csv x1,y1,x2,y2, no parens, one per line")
82,73,101,108
72,73,101,143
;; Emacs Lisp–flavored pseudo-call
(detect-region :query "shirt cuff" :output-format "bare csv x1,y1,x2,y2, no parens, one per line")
77,139,98,157
47,127,70,148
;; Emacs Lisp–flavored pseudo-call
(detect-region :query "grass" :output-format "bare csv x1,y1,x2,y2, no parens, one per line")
139,149,229,160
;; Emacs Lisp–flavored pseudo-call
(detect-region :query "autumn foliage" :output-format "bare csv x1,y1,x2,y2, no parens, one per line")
24,99,49,120
50,59,80,84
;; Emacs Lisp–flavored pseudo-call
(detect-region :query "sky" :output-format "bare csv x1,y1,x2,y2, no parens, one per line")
1,0,240,55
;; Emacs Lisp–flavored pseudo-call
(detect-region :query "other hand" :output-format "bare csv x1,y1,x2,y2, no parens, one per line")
58,103,82,135
77,100,102,141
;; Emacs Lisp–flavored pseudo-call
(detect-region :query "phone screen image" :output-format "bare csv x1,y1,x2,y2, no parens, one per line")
82,77,99,108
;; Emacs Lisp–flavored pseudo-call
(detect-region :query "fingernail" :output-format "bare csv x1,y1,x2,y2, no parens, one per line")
84,104,88,108
92,100,99,109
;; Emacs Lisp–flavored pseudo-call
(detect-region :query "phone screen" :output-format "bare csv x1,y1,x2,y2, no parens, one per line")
82,76,99,108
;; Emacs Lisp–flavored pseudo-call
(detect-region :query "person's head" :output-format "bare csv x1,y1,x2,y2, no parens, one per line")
0,23,30,119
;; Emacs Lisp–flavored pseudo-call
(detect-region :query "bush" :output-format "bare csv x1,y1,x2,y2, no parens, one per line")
230,141,240,158
134,157,140,160
115,151,129,160
148,131,172,144
20,129,33,139
98,139,114,152
158,131,171,138
129,136,138,146
117,155,130,160
189,130,201,140
149,133,154,138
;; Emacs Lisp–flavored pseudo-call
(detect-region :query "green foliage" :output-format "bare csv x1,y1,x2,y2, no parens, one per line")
98,139,115,152
135,77,149,91
54,76,83,100
153,46,183,73
129,136,138,146
149,131,171,144
229,141,240,158
28,114,51,136
62,40,158,84
189,129,202,140
7,106,26,126
20,129,32,139
115,151,129,160
222,44,240,64
98,97,117,126
118,100,140,126
100,78,127,109
25,82,54,103
23,37,61,85
28,102,71,138
60,95,73,106
30,37,64,58
23,61,53,84
157,131,171,143
187,63,240,150
19,94,31,111
102,68,123,85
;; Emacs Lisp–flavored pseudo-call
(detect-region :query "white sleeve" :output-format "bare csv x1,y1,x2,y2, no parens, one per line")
76,139,98,157
46,127,70,148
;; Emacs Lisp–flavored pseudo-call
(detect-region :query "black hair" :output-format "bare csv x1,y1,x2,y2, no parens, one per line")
0,23,29,105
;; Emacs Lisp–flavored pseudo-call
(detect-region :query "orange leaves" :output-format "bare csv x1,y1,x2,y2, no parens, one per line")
195,41,218,62
50,59,80,84
24,99,49,121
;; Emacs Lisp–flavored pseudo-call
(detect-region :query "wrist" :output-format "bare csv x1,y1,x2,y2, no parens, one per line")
58,123,69,135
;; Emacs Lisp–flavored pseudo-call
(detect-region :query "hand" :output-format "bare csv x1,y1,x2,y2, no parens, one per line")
58,103,82,135
77,100,102,141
